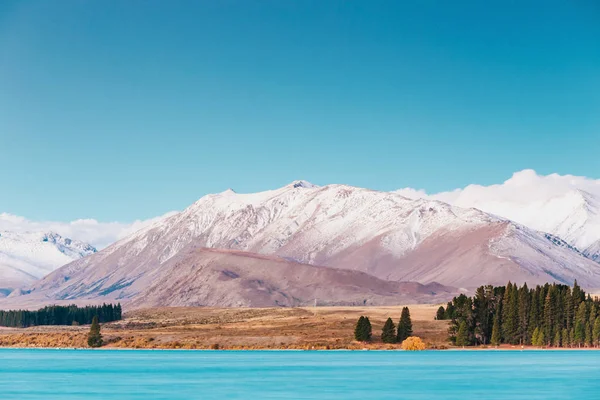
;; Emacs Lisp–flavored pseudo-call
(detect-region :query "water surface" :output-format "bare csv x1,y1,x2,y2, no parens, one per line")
0,349,598,399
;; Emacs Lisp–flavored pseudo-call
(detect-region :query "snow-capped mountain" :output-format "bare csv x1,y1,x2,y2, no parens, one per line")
450,189,600,252
0,231,96,294
397,170,600,254
10,180,600,309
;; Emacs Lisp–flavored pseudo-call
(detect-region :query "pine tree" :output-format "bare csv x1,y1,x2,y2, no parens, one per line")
363,317,372,342
531,327,540,347
585,322,593,347
473,286,494,344
574,321,585,347
553,330,561,348
501,283,519,344
354,316,372,342
397,307,413,343
87,316,103,348
589,303,597,324
517,283,530,344
561,328,569,349
569,327,576,347
444,302,455,320
593,317,600,348
436,306,446,320
501,283,512,342
455,321,469,347
528,288,540,342
490,312,501,346
575,301,588,326
565,288,574,331
572,280,583,305
543,289,554,346
381,317,396,343
354,316,366,341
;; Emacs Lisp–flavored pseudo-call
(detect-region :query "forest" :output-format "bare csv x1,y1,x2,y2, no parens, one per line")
438,281,600,347
0,304,122,328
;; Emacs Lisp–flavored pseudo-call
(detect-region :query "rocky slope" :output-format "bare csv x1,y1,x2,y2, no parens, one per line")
12,246,455,309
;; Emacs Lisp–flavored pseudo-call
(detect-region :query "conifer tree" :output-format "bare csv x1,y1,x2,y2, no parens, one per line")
569,327,576,348
87,316,103,348
543,290,555,346
531,327,541,347
553,330,561,347
444,302,455,320
562,328,569,349
455,321,469,347
593,317,600,348
397,307,413,343
354,316,373,342
517,283,529,344
363,317,372,342
528,288,540,342
576,300,588,324
501,282,513,342
585,322,593,347
490,312,501,346
436,306,446,320
574,321,585,348
589,303,597,332
565,288,574,331
354,316,366,341
572,280,583,306
381,317,396,343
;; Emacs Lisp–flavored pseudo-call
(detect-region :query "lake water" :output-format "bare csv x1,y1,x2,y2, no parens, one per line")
0,349,598,399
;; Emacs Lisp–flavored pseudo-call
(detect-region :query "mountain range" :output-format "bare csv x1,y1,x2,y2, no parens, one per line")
0,231,96,296
5,179,600,309
397,170,600,261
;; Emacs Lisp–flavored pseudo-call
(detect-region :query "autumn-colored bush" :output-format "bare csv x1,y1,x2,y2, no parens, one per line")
401,336,426,351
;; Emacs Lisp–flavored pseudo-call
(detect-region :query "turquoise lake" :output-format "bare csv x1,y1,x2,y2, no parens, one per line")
0,349,599,399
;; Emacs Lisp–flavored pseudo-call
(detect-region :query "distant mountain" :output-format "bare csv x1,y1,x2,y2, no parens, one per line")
0,231,96,294
397,170,600,254
9,181,600,309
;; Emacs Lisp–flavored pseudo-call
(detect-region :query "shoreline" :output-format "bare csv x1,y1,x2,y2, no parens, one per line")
2,305,598,352
1,345,599,351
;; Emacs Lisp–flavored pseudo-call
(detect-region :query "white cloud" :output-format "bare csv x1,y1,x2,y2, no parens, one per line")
0,211,178,249
396,169,600,249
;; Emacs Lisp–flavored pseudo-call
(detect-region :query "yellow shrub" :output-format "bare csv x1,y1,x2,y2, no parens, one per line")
401,336,426,351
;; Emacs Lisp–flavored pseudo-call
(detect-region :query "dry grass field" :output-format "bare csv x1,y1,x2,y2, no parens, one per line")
0,304,450,350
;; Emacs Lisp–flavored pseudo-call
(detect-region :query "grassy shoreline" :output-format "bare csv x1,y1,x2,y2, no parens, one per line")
2,305,599,351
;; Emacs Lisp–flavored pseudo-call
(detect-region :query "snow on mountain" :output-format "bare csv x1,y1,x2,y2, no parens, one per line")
396,170,600,253
585,240,600,263
13,180,600,310
0,231,96,293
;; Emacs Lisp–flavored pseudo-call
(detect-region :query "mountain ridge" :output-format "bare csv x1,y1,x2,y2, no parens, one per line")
0,231,96,294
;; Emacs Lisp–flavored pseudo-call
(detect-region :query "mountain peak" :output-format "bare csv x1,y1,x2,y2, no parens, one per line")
287,180,318,189
0,230,96,292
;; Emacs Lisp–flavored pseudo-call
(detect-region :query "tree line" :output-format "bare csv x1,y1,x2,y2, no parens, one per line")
354,307,413,343
438,281,600,347
0,304,122,328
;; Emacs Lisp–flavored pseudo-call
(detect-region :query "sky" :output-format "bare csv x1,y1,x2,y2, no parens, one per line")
1,1,599,229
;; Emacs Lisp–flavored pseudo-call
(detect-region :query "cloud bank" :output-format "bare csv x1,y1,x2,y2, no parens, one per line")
0,212,177,249
397,169,600,204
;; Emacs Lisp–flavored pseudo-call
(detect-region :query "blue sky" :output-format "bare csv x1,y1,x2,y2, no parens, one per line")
1,1,599,222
